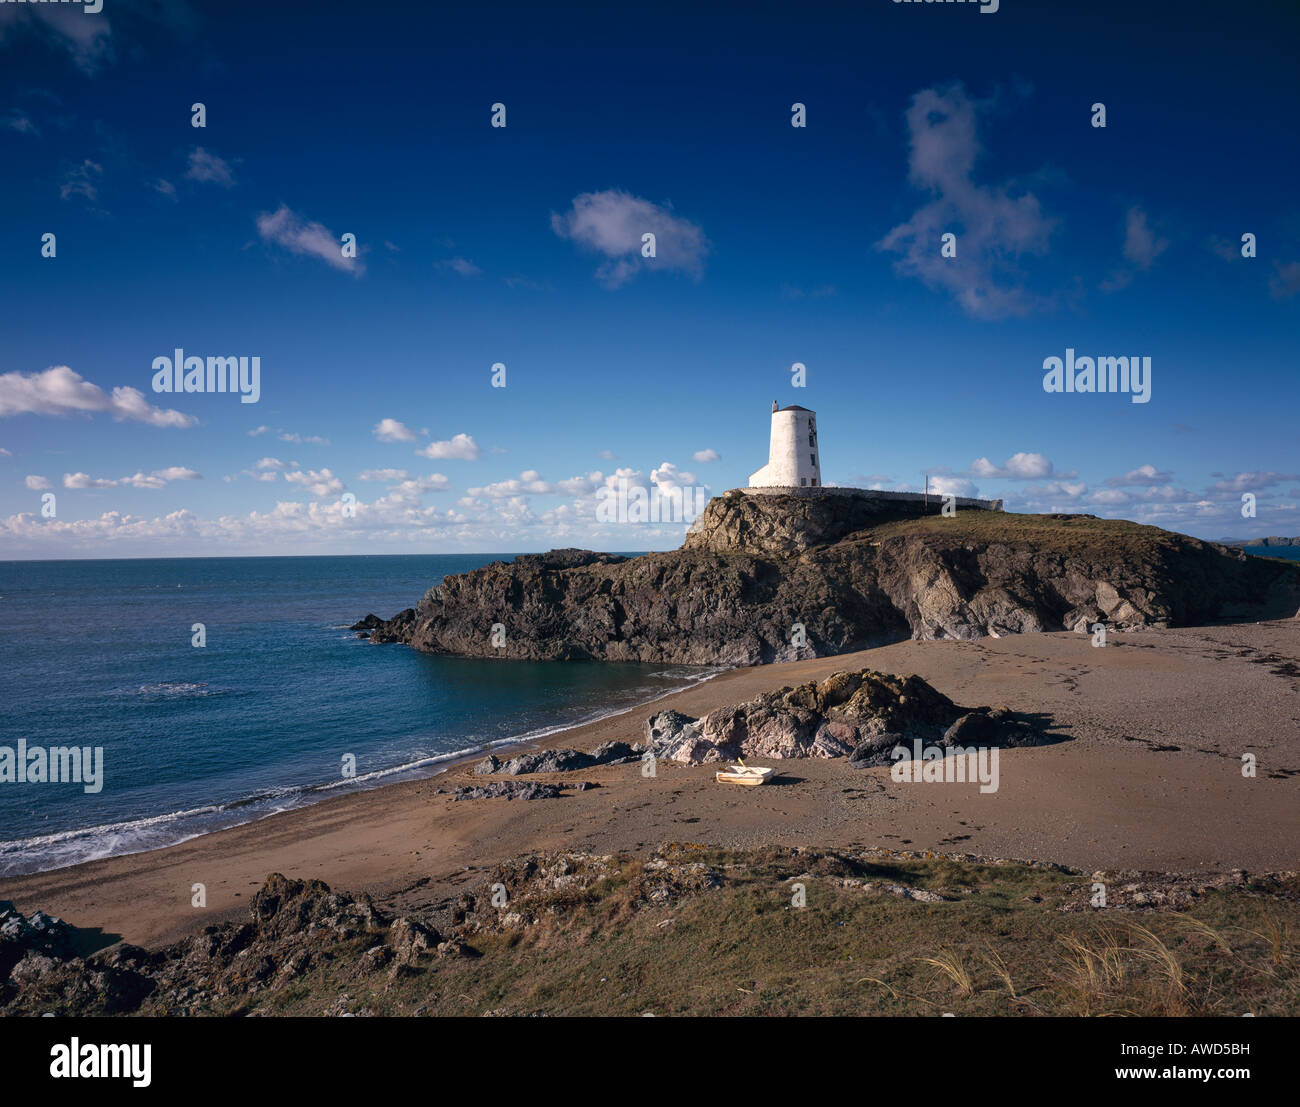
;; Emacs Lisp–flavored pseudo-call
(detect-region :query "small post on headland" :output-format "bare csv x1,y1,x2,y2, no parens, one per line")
924,474,929,511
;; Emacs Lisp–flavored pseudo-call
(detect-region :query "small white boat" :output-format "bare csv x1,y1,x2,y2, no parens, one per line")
715,763,775,787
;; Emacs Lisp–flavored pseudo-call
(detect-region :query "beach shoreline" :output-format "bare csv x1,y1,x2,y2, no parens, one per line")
0,660,730,882
1,619,1296,950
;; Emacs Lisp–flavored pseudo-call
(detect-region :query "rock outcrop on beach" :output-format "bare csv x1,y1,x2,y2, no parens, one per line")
354,492,1300,666
0,901,78,982
434,779,597,801
642,668,1050,766
464,668,1054,770
472,740,638,777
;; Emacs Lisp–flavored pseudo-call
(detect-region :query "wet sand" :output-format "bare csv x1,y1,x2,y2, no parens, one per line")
2,620,1296,949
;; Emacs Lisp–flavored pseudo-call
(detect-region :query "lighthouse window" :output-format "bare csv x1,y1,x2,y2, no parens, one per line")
800,477,807,486
811,454,816,466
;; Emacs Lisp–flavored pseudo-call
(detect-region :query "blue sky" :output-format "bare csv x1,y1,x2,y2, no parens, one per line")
1,0,1297,557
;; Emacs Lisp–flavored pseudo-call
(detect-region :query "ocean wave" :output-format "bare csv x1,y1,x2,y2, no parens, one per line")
116,681,229,699
0,743,502,877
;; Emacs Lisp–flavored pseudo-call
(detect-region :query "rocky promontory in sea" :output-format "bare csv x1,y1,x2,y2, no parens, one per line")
1231,535,1300,548
354,491,1300,666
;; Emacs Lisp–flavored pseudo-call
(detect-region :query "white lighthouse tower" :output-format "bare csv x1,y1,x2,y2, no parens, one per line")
749,401,821,488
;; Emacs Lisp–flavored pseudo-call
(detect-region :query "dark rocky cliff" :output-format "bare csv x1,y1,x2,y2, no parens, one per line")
355,491,1300,666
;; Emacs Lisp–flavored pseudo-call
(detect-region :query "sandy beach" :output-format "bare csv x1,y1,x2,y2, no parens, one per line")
2,619,1296,950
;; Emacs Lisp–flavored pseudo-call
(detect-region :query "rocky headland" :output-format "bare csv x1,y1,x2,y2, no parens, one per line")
354,492,1300,666
1241,536,1300,547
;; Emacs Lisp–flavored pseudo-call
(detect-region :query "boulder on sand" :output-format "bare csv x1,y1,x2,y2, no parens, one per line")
473,740,639,776
641,669,1051,767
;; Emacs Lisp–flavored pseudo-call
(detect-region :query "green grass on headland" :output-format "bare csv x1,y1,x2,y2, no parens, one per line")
866,510,1210,559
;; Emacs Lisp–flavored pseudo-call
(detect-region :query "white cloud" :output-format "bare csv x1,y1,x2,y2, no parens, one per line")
1086,485,1198,507
59,159,102,203
876,84,1056,319
650,462,698,494
0,366,196,427
1269,261,1300,300
436,257,482,278
4,109,36,135
11,457,1290,557
1102,207,1170,291
602,467,647,491
151,466,201,482
468,471,556,499
1206,471,1300,497
969,452,1071,481
1208,235,1242,262
551,189,709,288
692,448,721,463
555,471,604,496
1022,480,1088,500
284,467,345,497
1105,464,1173,487
1121,207,1168,269
121,473,171,490
380,474,450,503
248,426,327,445
255,457,289,470
0,465,724,554
928,475,978,498
63,472,118,490
416,434,481,461
64,467,201,490
185,147,235,187
0,4,114,74
359,468,411,482
256,205,363,275
25,475,51,490
373,418,417,443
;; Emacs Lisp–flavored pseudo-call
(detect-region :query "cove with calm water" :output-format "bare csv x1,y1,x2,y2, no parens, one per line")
0,555,718,877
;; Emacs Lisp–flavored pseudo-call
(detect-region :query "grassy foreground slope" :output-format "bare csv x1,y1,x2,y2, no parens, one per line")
7,846,1294,1018
279,848,1300,1018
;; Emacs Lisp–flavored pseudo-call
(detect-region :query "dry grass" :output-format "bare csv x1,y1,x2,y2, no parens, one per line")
919,948,976,997
981,943,1017,999
1056,927,1128,1015
199,850,1300,1018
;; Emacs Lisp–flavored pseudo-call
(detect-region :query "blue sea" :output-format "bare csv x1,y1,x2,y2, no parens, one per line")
1242,546,1300,561
0,556,719,878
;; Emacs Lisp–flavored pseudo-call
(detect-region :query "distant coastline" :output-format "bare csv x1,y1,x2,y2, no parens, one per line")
1226,535,1300,548
1223,537,1300,561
